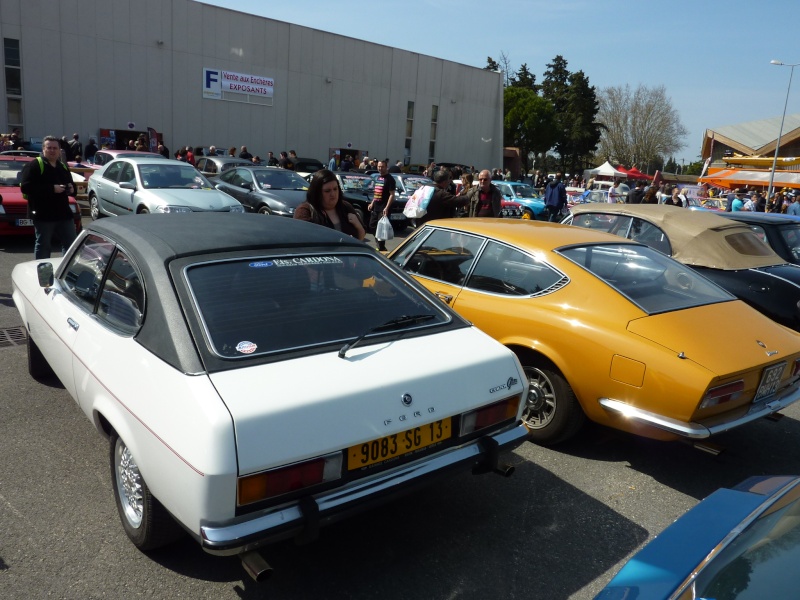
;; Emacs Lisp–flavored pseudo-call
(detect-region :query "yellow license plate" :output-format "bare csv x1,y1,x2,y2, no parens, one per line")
348,418,452,470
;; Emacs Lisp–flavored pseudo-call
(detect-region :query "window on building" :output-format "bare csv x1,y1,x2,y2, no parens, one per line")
405,101,414,165
3,38,23,137
428,105,438,164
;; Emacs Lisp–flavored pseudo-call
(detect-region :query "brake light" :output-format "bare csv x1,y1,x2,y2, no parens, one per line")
792,358,800,378
461,396,520,436
237,453,342,506
700,380,745,409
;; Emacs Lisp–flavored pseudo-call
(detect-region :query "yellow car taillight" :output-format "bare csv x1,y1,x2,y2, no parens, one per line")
460,396,520,436
700,380,745,410
792,358,800,378
237,453,342,506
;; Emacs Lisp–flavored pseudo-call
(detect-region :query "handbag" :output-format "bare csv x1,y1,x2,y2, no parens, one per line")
375,215,394,241
403,185,435,219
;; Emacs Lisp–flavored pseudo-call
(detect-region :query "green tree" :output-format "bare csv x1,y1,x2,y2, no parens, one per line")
541,56,601,175
485,56,500,72
503,87,557,175
509,63,537,92
684,160,704,175
562,70,602,175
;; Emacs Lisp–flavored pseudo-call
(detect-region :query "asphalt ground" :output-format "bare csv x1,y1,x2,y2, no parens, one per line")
3,219,800,599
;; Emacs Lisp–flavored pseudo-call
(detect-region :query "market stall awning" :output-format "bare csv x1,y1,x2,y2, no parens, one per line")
699,168,800,190
589,160,627,179
625,167,652,180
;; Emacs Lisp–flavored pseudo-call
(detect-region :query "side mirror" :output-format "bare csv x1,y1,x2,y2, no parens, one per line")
119,181,136,190
37,262,54,288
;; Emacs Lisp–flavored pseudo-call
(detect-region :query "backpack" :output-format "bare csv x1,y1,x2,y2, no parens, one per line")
22,156,72,199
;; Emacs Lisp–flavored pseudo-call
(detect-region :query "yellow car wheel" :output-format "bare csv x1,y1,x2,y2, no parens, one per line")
520,209,534,220
521,364,585,445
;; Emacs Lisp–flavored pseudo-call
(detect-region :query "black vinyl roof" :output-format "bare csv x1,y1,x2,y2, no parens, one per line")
83,213,368,373
87,212,364,260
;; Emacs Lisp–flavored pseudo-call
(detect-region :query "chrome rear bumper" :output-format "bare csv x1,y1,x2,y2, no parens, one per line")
599,382,800,439
200,423,528,555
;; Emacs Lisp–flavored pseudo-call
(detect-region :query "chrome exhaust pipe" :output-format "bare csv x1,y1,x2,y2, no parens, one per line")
240,550,273,583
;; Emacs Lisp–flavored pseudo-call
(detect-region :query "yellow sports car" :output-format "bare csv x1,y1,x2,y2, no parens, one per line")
388,219,800,445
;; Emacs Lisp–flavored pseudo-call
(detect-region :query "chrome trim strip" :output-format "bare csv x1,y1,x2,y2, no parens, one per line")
599,382,800,439
199,423,528,554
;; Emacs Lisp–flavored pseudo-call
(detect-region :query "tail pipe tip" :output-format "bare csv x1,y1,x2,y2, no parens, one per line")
240,550,273,583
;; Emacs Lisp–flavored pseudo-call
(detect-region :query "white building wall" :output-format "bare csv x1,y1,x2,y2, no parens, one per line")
0,0,503,169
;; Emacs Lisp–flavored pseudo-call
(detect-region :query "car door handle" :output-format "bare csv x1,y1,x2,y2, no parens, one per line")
434,292,453,304
67,317,80,331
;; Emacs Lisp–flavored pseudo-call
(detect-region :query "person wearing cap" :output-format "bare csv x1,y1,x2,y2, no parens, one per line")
788,192,800,216
730,189,745,211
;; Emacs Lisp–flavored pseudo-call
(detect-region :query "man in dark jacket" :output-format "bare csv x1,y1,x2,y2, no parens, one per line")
20,136,77,259
627,180,645,204
466,170,502,217
543,172,567,221
419,169,469,224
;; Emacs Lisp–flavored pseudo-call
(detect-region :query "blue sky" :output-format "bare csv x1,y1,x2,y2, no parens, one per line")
198,0,800,166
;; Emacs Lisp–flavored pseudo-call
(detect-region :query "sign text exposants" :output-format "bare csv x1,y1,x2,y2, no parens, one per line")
203,68,274,100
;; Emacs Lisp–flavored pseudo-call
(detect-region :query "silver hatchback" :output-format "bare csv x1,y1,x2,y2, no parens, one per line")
88,156,244,219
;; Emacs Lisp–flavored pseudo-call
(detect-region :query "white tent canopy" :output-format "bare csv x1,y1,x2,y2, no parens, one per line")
589,161,627,179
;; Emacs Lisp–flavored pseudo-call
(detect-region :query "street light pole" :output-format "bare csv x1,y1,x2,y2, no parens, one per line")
767,60,799,201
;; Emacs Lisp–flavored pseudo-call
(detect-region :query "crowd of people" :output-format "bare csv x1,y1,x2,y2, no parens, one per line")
14,129,800,256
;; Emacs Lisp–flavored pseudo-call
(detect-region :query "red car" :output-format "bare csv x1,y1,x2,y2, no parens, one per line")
0,156,82,237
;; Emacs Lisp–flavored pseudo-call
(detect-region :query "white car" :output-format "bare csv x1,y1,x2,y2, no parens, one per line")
12,213,529,580
87,155,244,219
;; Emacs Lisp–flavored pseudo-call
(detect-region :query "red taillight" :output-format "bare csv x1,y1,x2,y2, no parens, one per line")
460,397,520,436
700,380,745,409
238,454,342,506
792,358,800,378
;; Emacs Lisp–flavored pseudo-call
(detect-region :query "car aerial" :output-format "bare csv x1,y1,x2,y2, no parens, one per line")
195,156,252,178
596,475,800,600
493,181,546,219
90,149,164,168
88,156,244,218
291,157,325,178
388,218,800,446
0,155,82,237
214,165,309,216
564,204,800,333
12,213,529,579
721,211,800,265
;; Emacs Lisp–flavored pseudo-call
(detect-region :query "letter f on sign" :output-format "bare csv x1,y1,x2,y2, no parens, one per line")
205,70,219,88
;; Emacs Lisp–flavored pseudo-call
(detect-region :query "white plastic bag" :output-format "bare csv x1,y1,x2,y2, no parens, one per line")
375,215,394,241
403,185,435,219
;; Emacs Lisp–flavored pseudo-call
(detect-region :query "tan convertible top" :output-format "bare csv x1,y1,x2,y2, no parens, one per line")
568,204,783,270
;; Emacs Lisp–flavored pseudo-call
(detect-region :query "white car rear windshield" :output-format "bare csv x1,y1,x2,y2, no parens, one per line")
185,253,450,358
558,243,735,314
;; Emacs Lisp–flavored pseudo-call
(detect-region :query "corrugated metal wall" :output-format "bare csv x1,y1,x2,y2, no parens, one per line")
0,0,503,168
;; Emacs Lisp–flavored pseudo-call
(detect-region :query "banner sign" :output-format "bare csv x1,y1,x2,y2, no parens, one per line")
203,68,274,100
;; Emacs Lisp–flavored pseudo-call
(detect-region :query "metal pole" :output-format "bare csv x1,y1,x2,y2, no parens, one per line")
767,61,798,201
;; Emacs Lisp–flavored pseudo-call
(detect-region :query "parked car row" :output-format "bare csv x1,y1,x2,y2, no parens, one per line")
11,172,800,594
